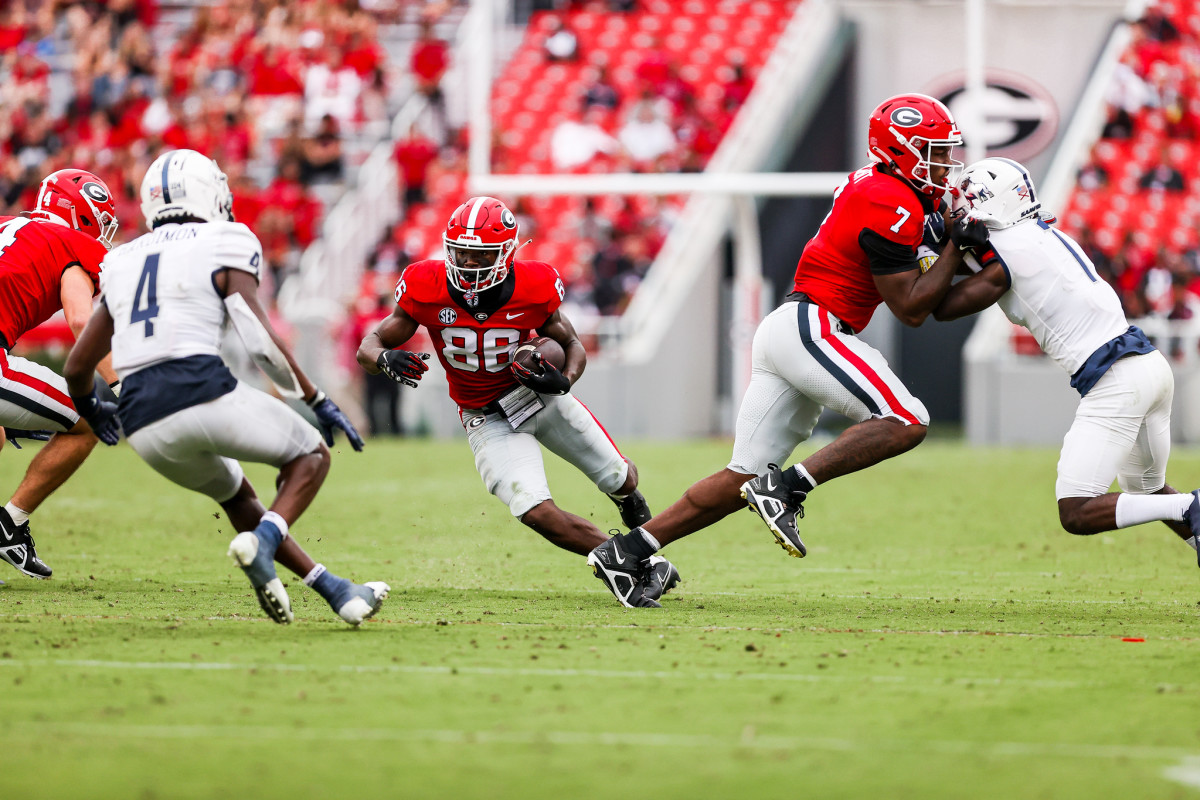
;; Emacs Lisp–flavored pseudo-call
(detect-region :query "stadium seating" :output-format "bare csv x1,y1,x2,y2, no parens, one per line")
378,0,799,309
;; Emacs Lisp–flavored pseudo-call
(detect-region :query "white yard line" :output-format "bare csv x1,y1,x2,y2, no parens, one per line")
0,657,1138,689
4,719,1196,763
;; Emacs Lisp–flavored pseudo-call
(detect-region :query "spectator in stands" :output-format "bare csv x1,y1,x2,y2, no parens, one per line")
393,123,440,207
634,37,670,97
301,113,345,185
576,197,613,246
304,48,363,131
551,106,620,171
1139,3,1180,42
1138,148,1186,191
581,61,621,111
411,18,451,145
542,14,580,62
1076,156,1110,190
618,98,676,172
720,52,754,120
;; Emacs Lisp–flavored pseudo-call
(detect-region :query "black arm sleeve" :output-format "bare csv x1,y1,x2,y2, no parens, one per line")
858,228,920,275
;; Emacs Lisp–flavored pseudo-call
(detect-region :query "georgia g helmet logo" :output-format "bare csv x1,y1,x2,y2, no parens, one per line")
500,209,516,229
81,182,110,204
890,107,924,127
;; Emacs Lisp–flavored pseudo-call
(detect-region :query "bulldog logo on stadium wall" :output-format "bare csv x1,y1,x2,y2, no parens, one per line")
930,71,1058,159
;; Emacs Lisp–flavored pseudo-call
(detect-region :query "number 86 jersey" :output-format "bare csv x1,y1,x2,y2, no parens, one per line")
395,258,565,408
100,221,262,380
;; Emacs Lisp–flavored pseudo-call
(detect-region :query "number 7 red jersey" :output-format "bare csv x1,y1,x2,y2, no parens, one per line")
395,258,566,408
791,164,926,332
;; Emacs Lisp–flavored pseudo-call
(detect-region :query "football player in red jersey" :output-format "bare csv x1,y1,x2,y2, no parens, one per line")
357,196,680,606
0,168,121,580
587,94,973,605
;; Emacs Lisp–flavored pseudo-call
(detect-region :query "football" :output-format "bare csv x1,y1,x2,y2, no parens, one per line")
512,336,566,372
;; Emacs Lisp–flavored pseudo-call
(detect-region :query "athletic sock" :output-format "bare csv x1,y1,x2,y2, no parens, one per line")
617,527,660,559
259,510,289,540
1114,493,1193,529
607,491,630,502
304,563,352,606
782,464,816,494
5,503,29,526
253,517,285,552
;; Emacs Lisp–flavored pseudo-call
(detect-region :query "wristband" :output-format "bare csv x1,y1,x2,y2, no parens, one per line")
306,389,327,408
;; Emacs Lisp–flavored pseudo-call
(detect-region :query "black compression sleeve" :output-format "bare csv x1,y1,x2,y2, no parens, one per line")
858,228,919,275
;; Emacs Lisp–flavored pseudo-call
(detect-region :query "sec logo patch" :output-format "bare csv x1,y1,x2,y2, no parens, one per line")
439,307,458,325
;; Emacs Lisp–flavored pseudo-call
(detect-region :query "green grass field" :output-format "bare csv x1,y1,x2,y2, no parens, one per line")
3,436,1200,799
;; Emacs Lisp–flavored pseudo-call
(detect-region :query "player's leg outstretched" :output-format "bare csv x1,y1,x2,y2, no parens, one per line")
741,464,808,558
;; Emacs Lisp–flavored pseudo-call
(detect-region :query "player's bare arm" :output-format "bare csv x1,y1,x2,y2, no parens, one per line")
873,241,967,327
61,265,118,385
63,304,115,398
932,260,1009,321
536,309,585,384
215,268,319,402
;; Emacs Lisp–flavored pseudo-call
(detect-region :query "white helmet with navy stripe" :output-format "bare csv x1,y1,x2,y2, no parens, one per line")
952,157,1042,229
140,149,234,229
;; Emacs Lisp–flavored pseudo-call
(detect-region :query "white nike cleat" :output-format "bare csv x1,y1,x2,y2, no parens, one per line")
337,581,390,626
228,531,293,624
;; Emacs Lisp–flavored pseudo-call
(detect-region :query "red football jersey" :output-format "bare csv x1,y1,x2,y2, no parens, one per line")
0,215,107,347
792,164,925,332
395,258,566,408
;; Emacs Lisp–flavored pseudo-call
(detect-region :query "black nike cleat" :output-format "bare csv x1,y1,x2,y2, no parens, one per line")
609,489,653,529
586,536,661,608
0,507,52,579
642,555,680,602
741,464,808,558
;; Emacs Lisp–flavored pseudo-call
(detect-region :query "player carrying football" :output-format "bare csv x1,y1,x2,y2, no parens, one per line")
0,169,121,580
357,196,680,607
933,157,1200,556
586,93,970,605
64,149,386,626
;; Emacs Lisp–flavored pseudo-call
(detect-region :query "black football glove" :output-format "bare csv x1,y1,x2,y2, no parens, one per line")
951,216,999,265
923,208,948,251
70,389,121,446
3,428,52,449
307,391,365,451
511,352,571,396
377,350,430,388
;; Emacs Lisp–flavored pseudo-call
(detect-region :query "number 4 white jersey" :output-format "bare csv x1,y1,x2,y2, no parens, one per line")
100,221,261,380
969,219,1131,377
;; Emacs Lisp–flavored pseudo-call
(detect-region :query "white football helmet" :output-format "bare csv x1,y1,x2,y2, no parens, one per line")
952,157,1042,229
140,149,234,228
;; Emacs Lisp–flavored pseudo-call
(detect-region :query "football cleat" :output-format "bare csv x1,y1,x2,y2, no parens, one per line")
0,508,52,579
586,537,661,608
1184,490,1200,568
741,464,808,558
335,581,390,626
642,555,680,603
609,489,653,529
227,530,293,624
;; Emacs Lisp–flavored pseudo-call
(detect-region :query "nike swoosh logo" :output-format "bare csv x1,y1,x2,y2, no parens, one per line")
612,546,626,565
506,312,524,319
765,475,777,491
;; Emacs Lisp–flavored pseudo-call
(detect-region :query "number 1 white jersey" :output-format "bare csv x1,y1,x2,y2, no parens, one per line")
969,219,1130,376
100,221,261,381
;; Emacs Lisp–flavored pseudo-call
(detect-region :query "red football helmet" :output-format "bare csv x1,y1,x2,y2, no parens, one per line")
443,196,520,293
868,93,963,198
29,169,119,249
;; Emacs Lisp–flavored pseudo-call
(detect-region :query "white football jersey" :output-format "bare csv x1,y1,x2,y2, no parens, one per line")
100,221,261,380
967,219,1130,375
